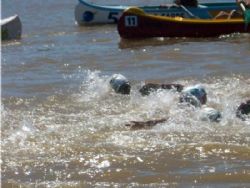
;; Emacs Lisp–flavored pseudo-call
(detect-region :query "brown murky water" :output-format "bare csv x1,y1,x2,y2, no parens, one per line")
2,0,250,187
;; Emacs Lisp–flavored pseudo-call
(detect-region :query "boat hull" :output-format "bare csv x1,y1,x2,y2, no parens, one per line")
74,0,239,25
1,15,22,41
117,7,250,38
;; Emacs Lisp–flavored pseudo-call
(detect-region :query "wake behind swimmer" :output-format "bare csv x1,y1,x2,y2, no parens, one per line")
108,73,249,129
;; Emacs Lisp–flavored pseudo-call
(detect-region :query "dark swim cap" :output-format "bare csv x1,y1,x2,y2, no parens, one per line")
236,100,250,120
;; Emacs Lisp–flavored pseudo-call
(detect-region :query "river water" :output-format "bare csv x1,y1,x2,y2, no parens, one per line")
1,0,250,187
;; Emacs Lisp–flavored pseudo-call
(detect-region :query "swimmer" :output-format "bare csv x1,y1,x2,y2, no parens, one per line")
109,73,183,96
200,107,222,122
236,100,250,120
179,84,207,107
126,85,222,129
109,74,131,95
180,85,221,122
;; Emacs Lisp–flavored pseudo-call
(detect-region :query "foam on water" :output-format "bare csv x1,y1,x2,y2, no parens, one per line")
3,71,250,141
2,71,250,187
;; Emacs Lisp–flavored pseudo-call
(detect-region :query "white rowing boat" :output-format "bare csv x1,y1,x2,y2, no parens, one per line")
74,0,239,25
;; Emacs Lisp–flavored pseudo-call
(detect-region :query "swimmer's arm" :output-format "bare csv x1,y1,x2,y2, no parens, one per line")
125,118,167,130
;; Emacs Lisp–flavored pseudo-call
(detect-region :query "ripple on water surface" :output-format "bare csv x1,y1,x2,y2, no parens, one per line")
2,71,250,187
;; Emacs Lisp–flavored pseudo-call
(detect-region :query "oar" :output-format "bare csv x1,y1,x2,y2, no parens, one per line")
178,4,199,18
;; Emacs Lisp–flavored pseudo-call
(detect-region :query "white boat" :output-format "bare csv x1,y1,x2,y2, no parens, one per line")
1,15,22,41
74,0,239,25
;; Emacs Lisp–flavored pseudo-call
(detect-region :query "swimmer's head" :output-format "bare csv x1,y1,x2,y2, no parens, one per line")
200,107,222,122
109,74,131,95
180,85,207,107
236,100,250,120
